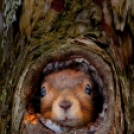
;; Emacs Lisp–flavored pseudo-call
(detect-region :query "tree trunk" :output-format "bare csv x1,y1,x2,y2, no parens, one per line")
0,0,134,134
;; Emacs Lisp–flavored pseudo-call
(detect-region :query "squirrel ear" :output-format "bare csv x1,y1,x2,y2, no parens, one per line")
41,87,46,97
85,84,91,95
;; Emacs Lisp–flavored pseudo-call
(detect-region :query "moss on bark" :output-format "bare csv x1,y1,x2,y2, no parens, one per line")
0,0,134,134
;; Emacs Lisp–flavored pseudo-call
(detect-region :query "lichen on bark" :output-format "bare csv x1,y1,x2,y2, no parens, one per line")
0,0,134,134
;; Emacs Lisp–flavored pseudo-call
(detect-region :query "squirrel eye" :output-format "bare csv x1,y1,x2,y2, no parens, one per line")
41,87,46,97
85,84,91,95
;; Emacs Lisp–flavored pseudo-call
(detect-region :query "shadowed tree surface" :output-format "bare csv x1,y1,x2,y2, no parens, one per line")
0,0,134,134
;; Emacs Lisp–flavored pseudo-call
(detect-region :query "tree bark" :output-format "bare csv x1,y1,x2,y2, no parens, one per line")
0,0,134,134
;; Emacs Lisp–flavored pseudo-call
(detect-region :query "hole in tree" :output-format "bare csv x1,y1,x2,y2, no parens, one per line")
28,57,105,133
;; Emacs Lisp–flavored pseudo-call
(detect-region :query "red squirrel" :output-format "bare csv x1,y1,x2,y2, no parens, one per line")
24,69,100,128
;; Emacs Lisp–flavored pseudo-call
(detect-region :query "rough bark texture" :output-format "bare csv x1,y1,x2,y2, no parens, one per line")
0,0,134,134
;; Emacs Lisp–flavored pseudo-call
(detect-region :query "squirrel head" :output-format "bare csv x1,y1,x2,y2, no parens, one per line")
40,69,96,127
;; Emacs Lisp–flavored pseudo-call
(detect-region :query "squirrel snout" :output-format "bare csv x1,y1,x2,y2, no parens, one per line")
58,100,72,110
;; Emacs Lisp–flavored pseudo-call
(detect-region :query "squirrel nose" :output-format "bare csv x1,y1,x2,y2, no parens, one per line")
59,100,72,110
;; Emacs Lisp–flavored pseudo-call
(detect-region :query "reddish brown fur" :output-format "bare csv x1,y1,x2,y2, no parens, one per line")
40,69,96,127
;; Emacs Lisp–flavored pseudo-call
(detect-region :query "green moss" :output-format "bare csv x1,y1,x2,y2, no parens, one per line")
0,88,7,102
32,50,42,60
72,4,82,13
